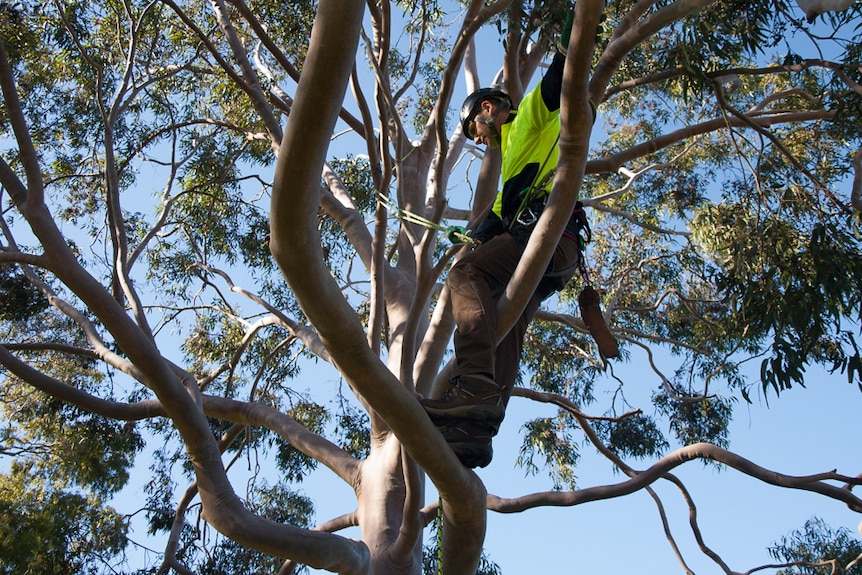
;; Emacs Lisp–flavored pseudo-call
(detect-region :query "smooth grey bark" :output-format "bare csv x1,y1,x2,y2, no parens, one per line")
270,2,486,573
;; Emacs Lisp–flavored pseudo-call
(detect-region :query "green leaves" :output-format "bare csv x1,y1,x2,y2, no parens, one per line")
594,412,670,460
655,393,733,449
693,202,862,396
1,382,144,498
0,266,48,322
0,465,127,575
274,401,327,481
769,517,862,575
518,416,580,491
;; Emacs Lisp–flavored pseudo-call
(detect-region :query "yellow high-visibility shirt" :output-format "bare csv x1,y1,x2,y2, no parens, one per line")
491,74,561,223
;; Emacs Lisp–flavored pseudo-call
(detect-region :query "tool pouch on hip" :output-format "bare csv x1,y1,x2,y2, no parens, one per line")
578,285,619,358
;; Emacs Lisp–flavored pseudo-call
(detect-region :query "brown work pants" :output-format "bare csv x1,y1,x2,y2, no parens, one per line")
448,229,579,405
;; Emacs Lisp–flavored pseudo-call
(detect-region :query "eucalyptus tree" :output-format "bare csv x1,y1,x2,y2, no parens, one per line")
1,1,861,574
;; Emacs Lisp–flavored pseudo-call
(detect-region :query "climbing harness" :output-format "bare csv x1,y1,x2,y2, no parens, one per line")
507,98,597,231
501,122,595,290
377,193,477,246
507,133,560,231
500,140,619,357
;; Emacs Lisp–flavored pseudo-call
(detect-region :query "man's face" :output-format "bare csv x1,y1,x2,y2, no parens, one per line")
467,100,500,148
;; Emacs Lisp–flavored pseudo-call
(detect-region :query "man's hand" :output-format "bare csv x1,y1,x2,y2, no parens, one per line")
559,5,575,51
446,226,476,245
559,3,605,53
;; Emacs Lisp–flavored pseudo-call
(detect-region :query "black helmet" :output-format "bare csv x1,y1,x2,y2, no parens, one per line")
460,88,513,135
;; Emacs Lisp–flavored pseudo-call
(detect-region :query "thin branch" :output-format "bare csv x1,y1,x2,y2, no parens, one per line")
193,262,333,364
587,110,833,176
156,482,200,575
852,147,862,212
0,39,42,207
228,0,367,139
391,1,431,103
487,442,862,513
0,344,163,420
664,473,735,574
209,0,282,144
591,0,719,106
712,79,849,214
589,138,698,207
2,240,148,383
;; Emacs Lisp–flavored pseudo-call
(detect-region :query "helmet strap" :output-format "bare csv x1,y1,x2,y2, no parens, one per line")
483,103,508,148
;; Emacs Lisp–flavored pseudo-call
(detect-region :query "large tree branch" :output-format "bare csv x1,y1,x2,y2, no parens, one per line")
487,442,862,513
270,2,488,573
345,46,389,365
495,0,603,342
0,344,163,420
591,0,718,106
202,395,361,485
414,281,456,396
0,337,364,502
389,445,426,564
587,110,833,175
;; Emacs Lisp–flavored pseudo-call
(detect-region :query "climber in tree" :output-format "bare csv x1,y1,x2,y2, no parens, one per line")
422,7,594,468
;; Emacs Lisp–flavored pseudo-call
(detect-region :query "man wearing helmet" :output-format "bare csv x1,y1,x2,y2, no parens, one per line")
459,88,513,149
421,20,587,468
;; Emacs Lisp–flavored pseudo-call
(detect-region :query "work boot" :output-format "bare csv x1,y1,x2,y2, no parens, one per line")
437,420,495,468
579,285,620,358
421,374,504,425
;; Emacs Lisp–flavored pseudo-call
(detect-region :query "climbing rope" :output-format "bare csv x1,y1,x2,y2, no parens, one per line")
572,201,593,286
377,193,477,245
436,497,444,575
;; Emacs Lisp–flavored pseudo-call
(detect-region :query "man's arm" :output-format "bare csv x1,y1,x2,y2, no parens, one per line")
541,2,574,112
540,52,565,112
